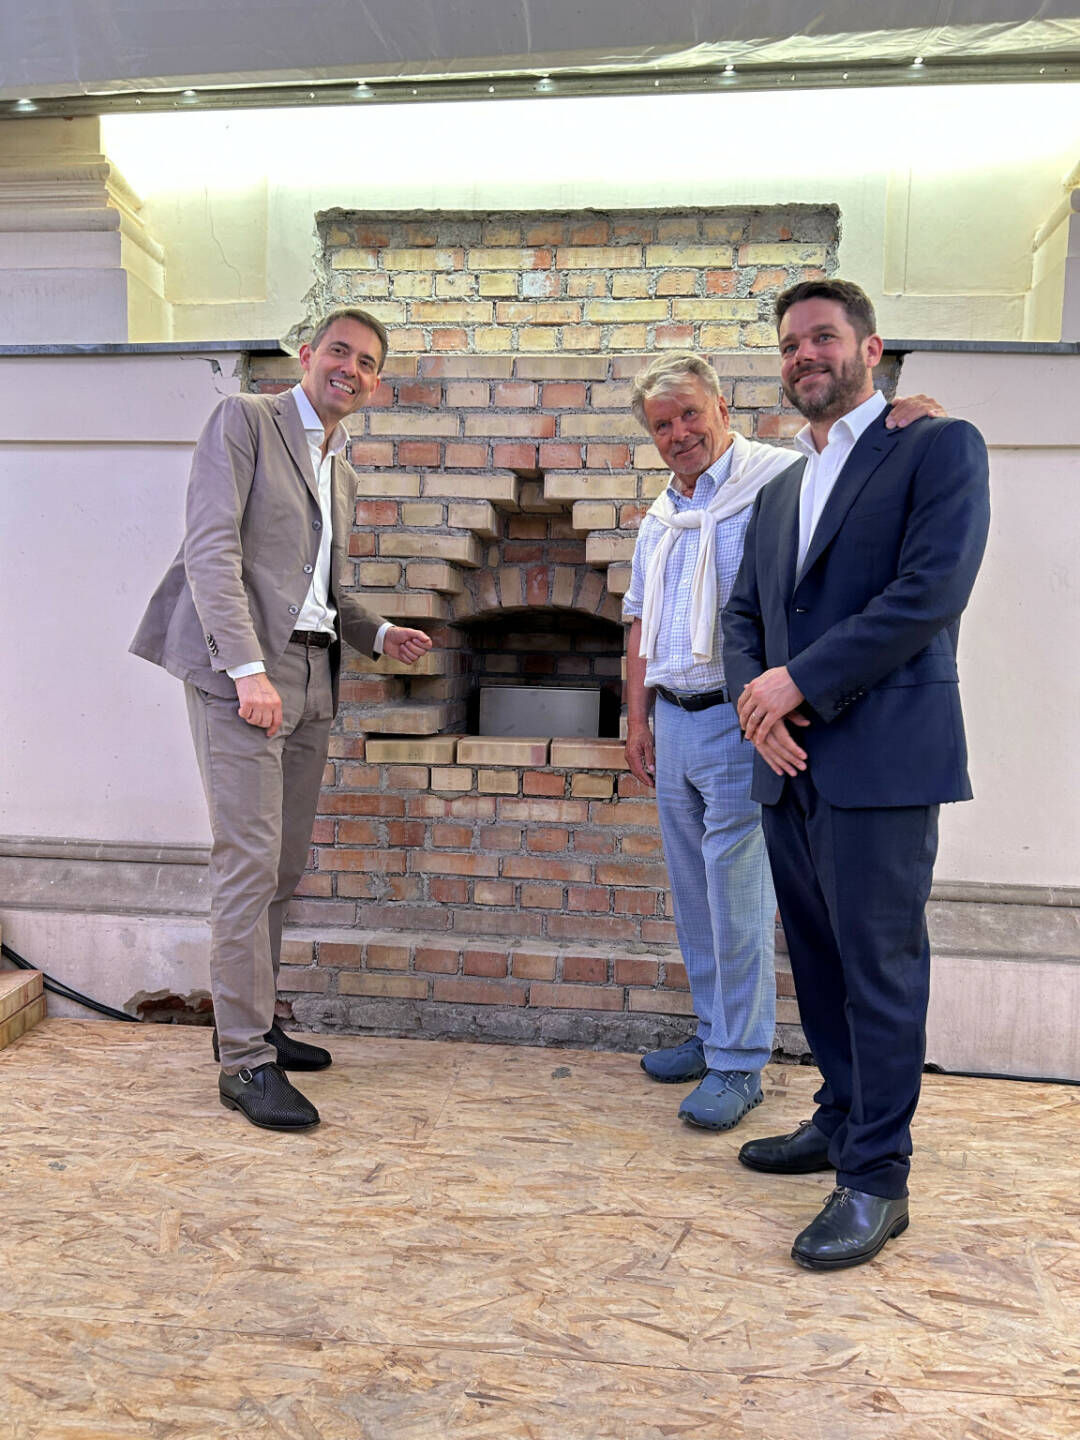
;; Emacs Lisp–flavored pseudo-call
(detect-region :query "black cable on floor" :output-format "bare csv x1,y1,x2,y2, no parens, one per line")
923,1062,1077,1087
2,941,140,1023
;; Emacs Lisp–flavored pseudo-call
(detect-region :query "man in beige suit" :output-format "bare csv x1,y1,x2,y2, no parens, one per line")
132,308,430,1132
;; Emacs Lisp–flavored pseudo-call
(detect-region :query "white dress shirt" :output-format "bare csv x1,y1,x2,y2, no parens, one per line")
794,388,886,573
228,384,388,679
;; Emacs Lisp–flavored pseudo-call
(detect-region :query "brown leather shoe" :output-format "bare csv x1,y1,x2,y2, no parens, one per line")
218,1062,320,1131
738,1119,834,1174
791,1187,909,1270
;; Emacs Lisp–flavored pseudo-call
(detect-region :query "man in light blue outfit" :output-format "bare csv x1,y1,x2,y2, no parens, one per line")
623,352,940,1131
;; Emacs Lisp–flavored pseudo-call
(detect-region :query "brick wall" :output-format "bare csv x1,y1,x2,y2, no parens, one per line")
246,203,842,1053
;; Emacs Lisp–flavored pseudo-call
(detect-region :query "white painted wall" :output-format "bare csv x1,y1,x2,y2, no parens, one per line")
99,83,1080,344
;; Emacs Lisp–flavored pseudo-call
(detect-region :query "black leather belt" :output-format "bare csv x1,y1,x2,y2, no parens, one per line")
289,629,332,649
654,684,729,712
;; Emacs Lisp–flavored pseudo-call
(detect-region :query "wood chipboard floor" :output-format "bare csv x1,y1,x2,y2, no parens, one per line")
1,1018,1078,1439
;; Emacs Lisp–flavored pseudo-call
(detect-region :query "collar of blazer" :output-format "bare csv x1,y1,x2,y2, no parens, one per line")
270,387,324,505
792,410,902,589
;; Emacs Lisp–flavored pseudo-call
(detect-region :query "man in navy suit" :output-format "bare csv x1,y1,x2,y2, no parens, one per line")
722,279,990,1270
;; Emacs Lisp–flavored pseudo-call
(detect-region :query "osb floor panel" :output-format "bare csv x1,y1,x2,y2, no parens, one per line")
1,1020,1078,1440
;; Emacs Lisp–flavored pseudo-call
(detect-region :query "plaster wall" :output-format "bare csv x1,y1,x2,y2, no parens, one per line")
100,83,1080,345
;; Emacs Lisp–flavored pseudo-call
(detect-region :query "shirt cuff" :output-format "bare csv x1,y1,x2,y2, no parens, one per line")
374,622,391,655
227,660,266,680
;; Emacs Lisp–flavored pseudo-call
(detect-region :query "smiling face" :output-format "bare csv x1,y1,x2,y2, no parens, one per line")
299,317,384,429
778,297,883,430
642,377,732,493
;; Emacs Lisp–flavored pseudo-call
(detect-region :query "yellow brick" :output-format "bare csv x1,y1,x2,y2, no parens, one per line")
708,354,782,377
478,273,517,297
611,273,651,298
405,560,463,594
628,989,696,1015
430,766,475,790
469,247,551,269
543,474,638,502
655,270,698,296
571,501,617,531
448,501,499,537
352,301,406,324
609,326,649,348
349,649,448,676
584,300,668,322
401,503,445,527
703,218,745,243
740,243,828,266
514,357,609,380
734,381,781,407
345,274,390,297
497,565,523,605
585,534,636,566
549,739,628,769
382,248,462,270
475,327,514,351
422,474,520,506
558,246,642,268
463,414,552,437
360,703,449,734
355,561,402,586
633,443,665,469
350,473,421,498
338,974,429,999
570,773,615,798
590,380,634,409
369,413,459,436
330,248,378,269
606,562,631,596
641,473,666,500
562,327,603,350
411,301,494,324
393,274,433,298
477,769,519,794
496,302,581,324
645,245,734,267
559,412,637,438
741,322,780,348
380,533,482,567
365,737,462,763
457,737,550,765
435,273,477,298
552,567,576,607
518,328,558,350
369,592,447,620
567,273,609,298
671,298,759,321
699,324,740,348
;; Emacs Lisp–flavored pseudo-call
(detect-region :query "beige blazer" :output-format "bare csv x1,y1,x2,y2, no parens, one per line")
131,389,386,707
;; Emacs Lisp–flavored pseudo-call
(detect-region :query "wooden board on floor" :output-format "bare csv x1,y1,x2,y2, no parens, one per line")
0,1019,1078,1439
0,966,43,1024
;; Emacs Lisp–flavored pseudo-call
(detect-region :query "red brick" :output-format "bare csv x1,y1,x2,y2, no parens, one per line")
706,270,737,294
502,855,590,882
613,888,662,916
525,566,549,607
284,899,355,925
621,833,663,857
347,533,377,557
654,324,695,348
398,440,442,467
398,381,442,405
545,914,638,942
464,947,508,978
494,442,538,470
432,823,472,848
318,942,364,969
386,765,431,790
430,877,469,905
485,825,523,850
433,976,527,1006
278,966,331,994
569,221,610,245
615,956,661,985
499,800,588,823
355,500,399,526
586,444,630,469
494,381,538,406
520,884,564,909
350,441,394,467
432,328,468,350
662,960,690,990
571,829,616,855
591,802,659,828
475,880,515,906
408,795,497,820
510,950,557,980
539,443,583,469
386,820,427,846
523,771,565,798
542,382,586,407
335,873,378,898
445,442,489,468
359,904,452,931
310,819,334,845
595,861,669,887
566,885,610,913
641,920,678,944
415,944,460,974
527,982,623,1011
526,827,570,853
320,793,404,816
318,849,405,873
411,852,499,877
294,871,333,898
337,819,379,845
562,953,608,983
364,941,411,970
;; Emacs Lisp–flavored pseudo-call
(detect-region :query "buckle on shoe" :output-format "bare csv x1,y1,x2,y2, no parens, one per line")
238,1067,253,1084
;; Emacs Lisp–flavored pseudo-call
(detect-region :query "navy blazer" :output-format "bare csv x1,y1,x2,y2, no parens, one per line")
722,411,990,808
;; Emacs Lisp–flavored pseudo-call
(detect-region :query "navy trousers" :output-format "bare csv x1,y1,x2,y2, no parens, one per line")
762,768,939,1198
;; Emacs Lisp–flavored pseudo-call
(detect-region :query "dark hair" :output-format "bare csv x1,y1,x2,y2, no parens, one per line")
774,280,877,340
308,307,389,371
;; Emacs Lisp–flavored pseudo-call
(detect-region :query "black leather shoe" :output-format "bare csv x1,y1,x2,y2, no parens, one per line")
212,1022,332,1071
218,1062,320,1131
738,1119,834,1174
791,1187,909,1270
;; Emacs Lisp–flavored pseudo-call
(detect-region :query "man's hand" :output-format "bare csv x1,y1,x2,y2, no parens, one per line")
752,715,810,777
737,666,806,743
625,722,656,788
235,672,283,737
886,394,946,429
383,626,433,665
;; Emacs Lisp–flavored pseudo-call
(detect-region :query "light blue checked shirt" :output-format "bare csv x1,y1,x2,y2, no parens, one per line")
623,444,750,694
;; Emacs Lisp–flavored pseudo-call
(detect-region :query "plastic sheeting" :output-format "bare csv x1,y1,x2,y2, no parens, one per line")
2,2,1080,100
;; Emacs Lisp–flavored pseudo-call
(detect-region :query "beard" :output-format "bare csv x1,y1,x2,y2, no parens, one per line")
783,353,870,422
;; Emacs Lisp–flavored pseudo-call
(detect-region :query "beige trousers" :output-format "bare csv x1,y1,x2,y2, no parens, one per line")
185,642,333,1073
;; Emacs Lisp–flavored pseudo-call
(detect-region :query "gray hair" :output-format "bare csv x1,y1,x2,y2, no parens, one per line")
630,351,722,429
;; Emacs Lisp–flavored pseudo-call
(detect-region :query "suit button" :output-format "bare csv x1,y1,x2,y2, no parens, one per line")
303,564,314,574
794,606,808,614
312,520,322,530
288,604,299,615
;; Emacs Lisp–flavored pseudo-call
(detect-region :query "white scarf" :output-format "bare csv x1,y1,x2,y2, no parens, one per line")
639,432,797,664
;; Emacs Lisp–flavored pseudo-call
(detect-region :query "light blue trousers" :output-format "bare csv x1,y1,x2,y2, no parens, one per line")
653,695,776,1073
